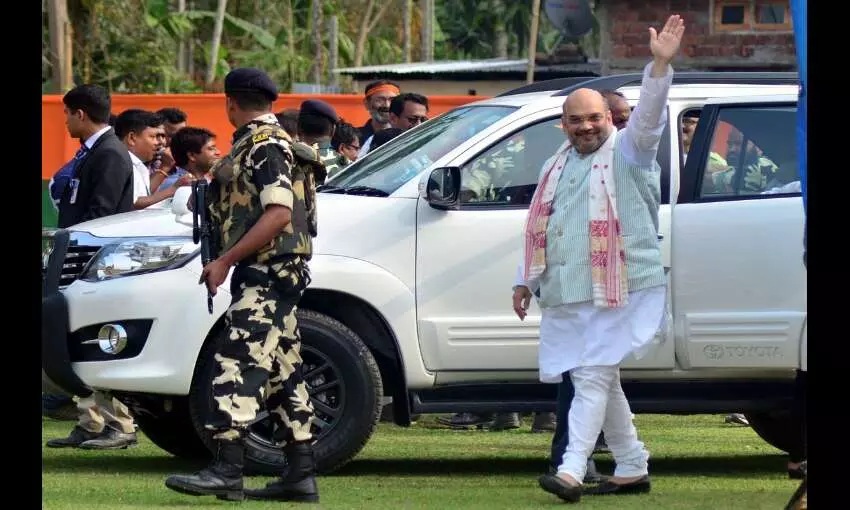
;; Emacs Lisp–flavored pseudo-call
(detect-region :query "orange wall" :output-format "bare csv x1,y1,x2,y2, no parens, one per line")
42,94,488,180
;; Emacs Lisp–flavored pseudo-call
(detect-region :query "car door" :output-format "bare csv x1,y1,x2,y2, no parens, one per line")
415,112,562,372
416,106,675,372
671,97,806,369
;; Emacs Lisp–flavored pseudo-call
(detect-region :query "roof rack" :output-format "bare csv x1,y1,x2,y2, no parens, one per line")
551,71,799,96
496,76,597,97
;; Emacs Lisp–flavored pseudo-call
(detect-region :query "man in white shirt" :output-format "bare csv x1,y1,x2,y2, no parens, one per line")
114,109,192,209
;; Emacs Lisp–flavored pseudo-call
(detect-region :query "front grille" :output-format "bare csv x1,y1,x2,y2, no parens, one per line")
42,234,55,285
60,245,100,287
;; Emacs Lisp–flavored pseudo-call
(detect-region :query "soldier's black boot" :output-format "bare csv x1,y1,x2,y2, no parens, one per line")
165,440,244,501
244,442,319,502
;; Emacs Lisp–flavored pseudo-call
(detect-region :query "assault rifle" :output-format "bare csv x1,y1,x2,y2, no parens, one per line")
192,179,214,314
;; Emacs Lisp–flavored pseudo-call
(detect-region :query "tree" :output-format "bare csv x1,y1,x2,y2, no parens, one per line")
43,0,566,94
309,0,322,84
206,0,228,86
46,0,73,93
354,0,393,67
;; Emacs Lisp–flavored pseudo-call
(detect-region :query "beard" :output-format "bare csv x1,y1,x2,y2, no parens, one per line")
568,125,611,154
370,108,391,125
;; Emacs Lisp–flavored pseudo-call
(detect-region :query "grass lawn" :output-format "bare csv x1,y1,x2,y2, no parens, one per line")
42,414,799,509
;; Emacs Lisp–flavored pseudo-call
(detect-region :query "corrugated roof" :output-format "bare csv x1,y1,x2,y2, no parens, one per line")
334,58,531,75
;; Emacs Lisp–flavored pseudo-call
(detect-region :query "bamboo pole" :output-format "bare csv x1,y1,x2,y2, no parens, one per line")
205,0,228,86
526,0,541,84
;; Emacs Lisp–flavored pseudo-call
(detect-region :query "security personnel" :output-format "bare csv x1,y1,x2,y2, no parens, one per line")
164,68,326,503
297,99,341,177
461,135,525,203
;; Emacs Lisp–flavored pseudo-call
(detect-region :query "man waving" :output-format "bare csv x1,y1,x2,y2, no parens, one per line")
512,15,685,504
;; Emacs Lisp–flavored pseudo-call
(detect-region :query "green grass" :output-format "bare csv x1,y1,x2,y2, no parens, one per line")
42,414,800,509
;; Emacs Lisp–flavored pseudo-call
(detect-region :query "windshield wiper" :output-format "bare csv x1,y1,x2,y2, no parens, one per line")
342,185,390,197
316,184,346,193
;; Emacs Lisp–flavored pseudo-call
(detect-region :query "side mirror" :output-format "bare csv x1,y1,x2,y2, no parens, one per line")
424,166,460,210
172,187,192,216
172,187,194,226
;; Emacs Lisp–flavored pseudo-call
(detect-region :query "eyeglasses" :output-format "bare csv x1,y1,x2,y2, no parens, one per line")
406,116,428,125
564,113,605,125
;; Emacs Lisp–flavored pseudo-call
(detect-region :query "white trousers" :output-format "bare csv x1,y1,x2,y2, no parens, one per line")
558,365,649,482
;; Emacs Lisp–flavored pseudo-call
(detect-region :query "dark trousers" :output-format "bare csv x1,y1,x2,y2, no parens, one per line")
42,393,74,411
788,369,807,463
549,373,574,470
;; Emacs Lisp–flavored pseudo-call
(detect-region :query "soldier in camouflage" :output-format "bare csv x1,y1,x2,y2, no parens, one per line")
461,134,526,203
708,146,780,194
296,99,341,179
164,68,326,503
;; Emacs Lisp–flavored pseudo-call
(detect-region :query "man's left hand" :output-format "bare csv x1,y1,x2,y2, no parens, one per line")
650,14,685,64
199,258,230,295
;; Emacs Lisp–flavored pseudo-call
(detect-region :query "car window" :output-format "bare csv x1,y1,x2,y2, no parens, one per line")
459,117,566,207
698,106,799,199
327,105,517,196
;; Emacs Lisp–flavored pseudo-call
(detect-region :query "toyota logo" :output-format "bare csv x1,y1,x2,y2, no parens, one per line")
703,345,724,360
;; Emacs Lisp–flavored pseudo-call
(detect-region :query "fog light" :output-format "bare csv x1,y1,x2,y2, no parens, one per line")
96,324,128,355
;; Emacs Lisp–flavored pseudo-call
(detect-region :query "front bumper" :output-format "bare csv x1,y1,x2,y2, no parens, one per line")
41,229,229,397
42,290,91,397
42,230,91,396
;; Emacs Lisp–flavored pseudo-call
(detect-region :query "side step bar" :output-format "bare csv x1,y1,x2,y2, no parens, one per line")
410,380,794,415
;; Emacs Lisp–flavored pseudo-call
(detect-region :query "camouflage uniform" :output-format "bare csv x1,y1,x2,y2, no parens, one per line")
742,155,780,192
316,139,341,180
327,153,351,180
709,152,779,194
165,69,326,502
204,113,324,445
461,136,525,202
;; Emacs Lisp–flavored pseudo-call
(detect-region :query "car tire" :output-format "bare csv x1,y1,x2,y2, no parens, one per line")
134,396,211,460
745,409,800,454
188,309,383,475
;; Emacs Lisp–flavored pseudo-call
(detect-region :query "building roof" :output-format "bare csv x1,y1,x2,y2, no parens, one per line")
334,58,601,81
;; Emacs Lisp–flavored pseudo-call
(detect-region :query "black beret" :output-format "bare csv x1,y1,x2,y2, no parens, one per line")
224,68,278,102
299,99,339,124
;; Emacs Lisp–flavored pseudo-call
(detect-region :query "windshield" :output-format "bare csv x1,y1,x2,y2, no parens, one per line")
326,105,517,195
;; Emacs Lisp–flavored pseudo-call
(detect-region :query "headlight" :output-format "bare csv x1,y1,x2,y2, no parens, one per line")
81,237,199,282
42,229,57,275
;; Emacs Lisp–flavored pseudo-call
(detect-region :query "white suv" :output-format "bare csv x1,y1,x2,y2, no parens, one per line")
42,72,805,474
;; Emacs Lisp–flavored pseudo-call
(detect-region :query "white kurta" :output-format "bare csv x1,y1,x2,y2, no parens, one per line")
538,285,667,383
515,61,673,384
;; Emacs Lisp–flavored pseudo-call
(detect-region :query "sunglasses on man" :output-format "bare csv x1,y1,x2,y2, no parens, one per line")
406,115,428,125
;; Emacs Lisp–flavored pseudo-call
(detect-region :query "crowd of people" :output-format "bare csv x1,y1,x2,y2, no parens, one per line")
41,77,440,451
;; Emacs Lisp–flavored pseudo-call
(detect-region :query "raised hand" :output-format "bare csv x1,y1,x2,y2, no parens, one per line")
650,14,685,64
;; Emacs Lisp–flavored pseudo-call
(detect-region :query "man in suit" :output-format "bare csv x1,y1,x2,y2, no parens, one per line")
46,84,139,451
56,84,133,229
